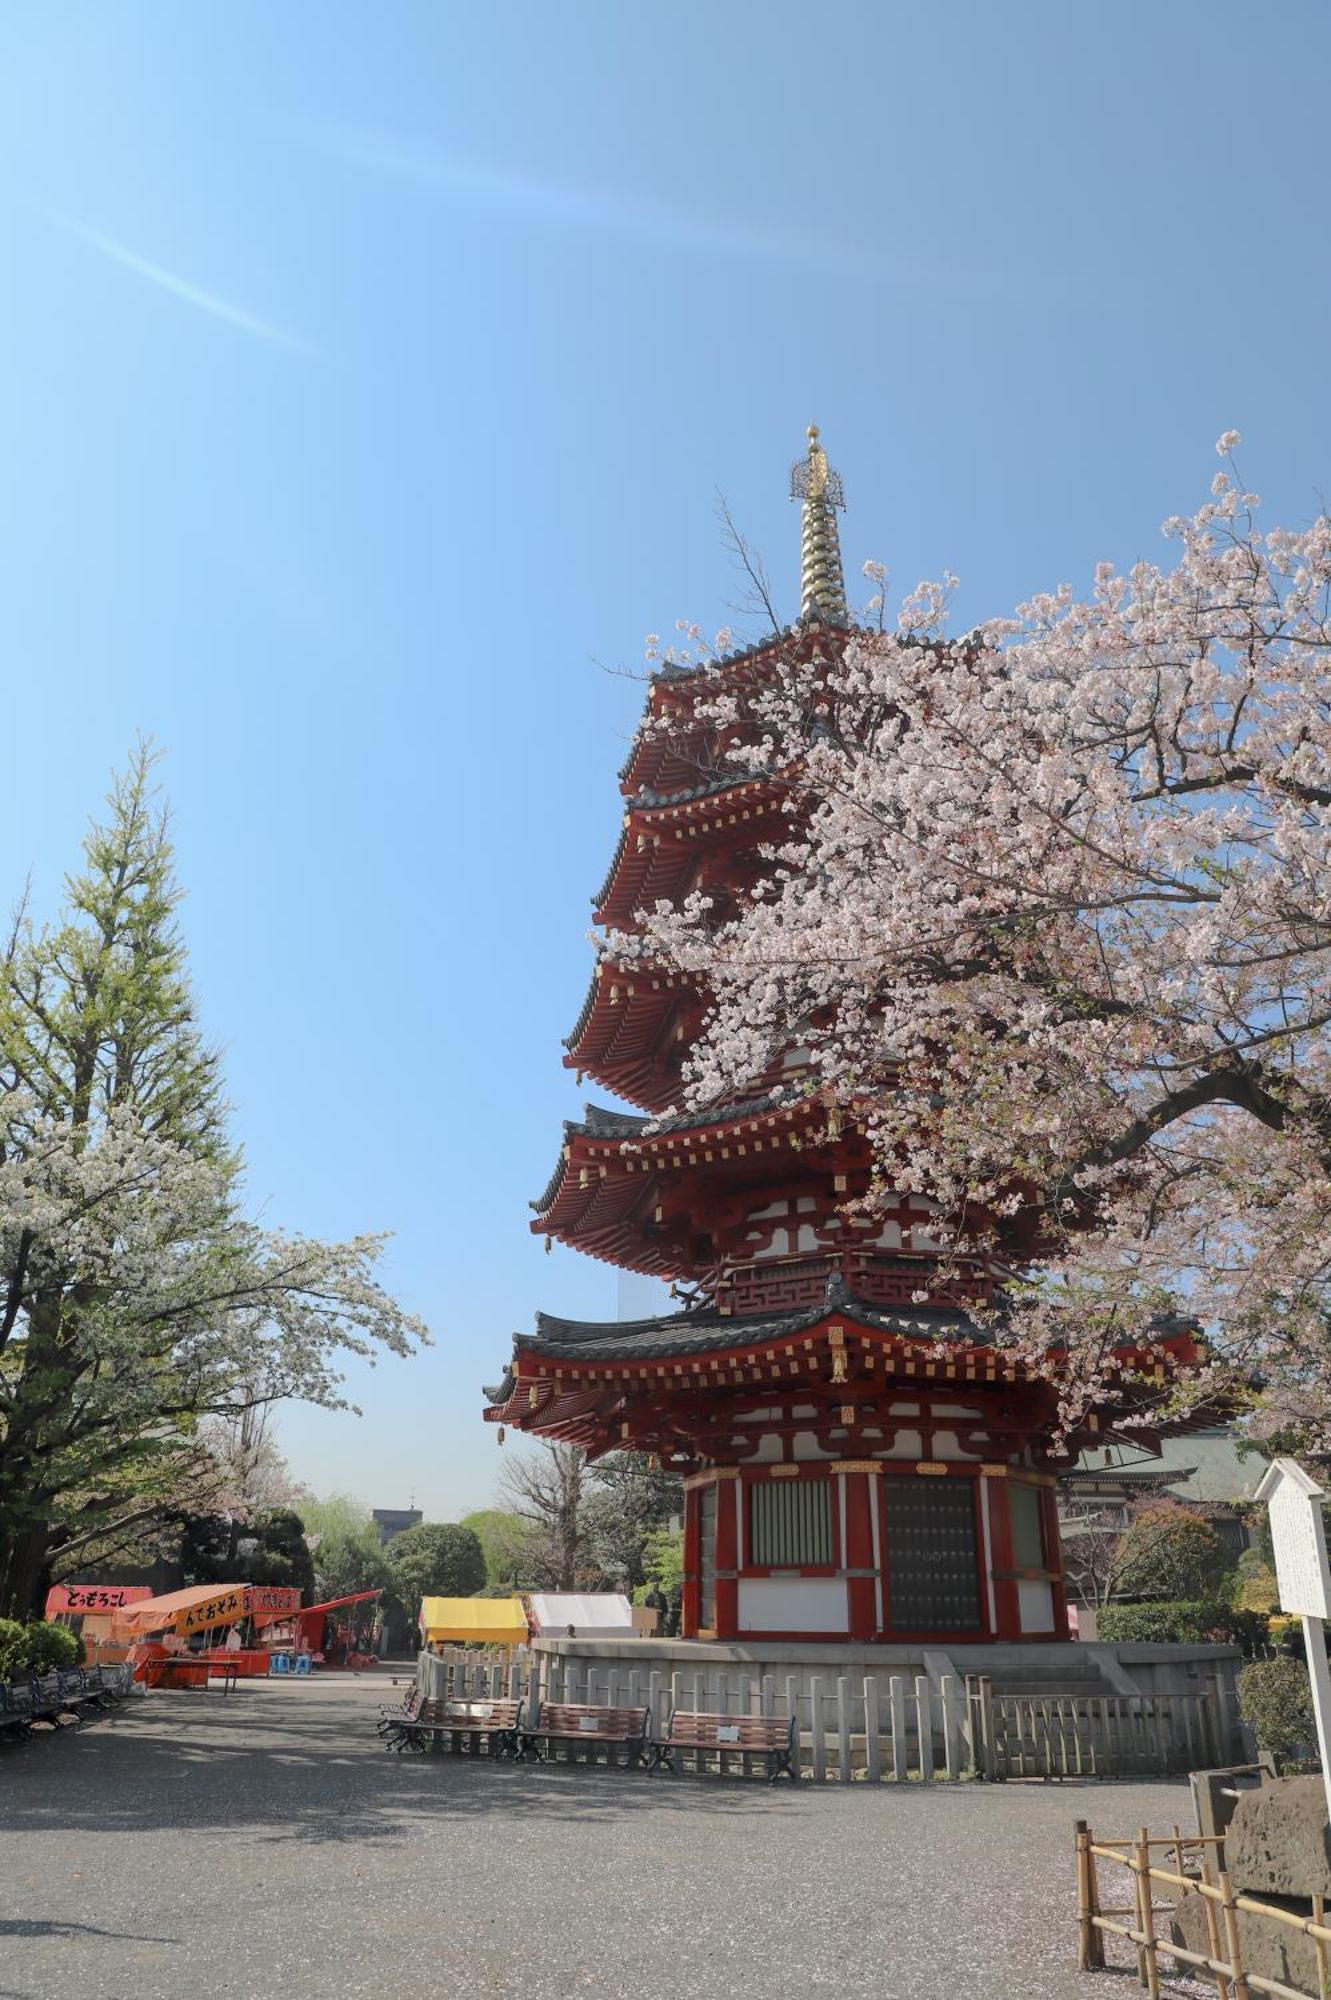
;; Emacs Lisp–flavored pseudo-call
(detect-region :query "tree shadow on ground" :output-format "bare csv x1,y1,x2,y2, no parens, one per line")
0,1685,794,1847
0,1683,1196,1854
0,1919,180,1944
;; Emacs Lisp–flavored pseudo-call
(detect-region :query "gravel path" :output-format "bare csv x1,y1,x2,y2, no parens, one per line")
0,1674,1192,2000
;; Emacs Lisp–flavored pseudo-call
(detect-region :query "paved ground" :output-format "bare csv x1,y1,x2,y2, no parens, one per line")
0,1674,1192,2000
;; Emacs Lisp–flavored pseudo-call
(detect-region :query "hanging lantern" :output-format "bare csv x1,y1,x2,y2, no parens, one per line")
497,1426,506,1446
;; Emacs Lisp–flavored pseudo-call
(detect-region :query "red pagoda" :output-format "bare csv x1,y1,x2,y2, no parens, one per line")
485,429,1201,1648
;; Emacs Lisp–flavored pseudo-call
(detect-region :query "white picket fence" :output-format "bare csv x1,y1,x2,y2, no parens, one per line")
415,1648,1226,1783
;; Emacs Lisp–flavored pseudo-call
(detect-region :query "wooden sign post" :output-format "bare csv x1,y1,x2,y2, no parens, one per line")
1256,1457,1331,1816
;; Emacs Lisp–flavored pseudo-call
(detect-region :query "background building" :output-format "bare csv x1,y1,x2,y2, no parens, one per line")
371,1507,422,1549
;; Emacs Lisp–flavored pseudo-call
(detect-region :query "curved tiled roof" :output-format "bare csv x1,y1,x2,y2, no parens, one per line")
525,1293,981,1360
530,1086,811,1216
590,774,780,920
483,1292,1207,1418
482,1286,988,1408
631,770,764,811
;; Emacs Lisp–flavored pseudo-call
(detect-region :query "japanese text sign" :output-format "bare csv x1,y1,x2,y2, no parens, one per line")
45,1583,152,1616
1256,1458,1331,1621
176,1587,248,1635
247,1586,301,1620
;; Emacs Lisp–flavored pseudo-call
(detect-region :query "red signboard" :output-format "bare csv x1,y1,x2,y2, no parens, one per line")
45,1583,153,1616
247,1586,302,1624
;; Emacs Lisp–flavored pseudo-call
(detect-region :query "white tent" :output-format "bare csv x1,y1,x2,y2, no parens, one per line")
528,1592,636,1638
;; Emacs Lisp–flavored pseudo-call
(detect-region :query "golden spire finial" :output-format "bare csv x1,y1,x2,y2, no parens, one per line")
790,424,848,626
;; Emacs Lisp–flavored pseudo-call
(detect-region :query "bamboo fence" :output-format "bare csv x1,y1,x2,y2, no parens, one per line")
1076,1820,1331,2000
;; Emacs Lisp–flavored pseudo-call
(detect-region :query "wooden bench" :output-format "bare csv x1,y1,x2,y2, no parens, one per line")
377,1685,424,1739
516,1701,650,1768
393,1696,523,1758
28,1673,85,1728
72,1667,112,1711
55,1668,108,1718
84,1662,133,1703
0,1682,34,1739
649,1709,798,1782
0,1667,129,1743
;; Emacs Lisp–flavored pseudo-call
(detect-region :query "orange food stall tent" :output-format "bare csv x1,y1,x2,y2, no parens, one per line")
112,1583,257,1687
110,1585,382,1678
112,1583,252,1639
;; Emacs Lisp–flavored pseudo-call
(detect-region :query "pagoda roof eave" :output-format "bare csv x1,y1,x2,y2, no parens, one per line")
529,1085,816,1219
647,624,803,688
561,958,700,1111
639,616,866,697
618,621,879,792
522,1293,983,1362
482,1293,1208,1439
589,777,787,929
632,770,774,813
483,1294,989,1414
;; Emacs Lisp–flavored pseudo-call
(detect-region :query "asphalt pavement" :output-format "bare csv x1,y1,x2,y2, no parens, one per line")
0,1673,1193,2000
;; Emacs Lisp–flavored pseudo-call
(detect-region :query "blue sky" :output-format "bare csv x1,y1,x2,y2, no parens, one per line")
4,3,1330,1520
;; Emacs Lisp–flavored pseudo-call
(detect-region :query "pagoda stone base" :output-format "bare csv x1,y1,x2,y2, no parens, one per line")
530,1633,1245,1741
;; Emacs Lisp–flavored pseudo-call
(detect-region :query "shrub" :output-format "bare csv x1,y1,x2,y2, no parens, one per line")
1233,1551,1281,1614
1270,1615,1331,1664
21,1622,80,1673
1099,1600,1211,1644
1239,1658,1317,1771
0,1618,28,1680
0,1619,81,1679
1098,1599,1270,1656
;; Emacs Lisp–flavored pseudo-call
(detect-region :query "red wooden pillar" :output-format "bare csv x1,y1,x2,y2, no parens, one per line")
1040,1481,1071,1640
842,1469,877,1642
713,1474,740,1640
681,1483,702,1640
984,1470,1021,1640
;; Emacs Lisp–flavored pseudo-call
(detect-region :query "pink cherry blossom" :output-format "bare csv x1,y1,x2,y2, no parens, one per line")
616,453,1331,1446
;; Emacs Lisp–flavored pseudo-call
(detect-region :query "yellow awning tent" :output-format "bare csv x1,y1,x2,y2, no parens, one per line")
419,1596,528,1645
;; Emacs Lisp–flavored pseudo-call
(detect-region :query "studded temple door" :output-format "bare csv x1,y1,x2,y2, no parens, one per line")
881,1477,983,1635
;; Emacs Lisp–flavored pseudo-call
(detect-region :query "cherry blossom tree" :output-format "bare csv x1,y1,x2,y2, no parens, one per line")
626,438,1331,1445
0,749,425,1616
195,1407,311,1532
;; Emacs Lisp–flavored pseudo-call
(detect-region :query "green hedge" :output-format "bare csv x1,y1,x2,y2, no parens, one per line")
1239,1659,1316,1771
0,1619,82,1680
1098,1600,1270,1656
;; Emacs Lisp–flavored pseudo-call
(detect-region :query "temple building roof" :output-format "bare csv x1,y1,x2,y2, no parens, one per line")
483,1283,1210,1465
563,960,701,1112
530,1085,813,1223
530,1291,979,1358
481,1289,983,1407
591,775,788,929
